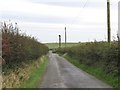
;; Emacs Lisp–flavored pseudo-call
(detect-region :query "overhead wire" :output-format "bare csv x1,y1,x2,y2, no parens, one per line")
71,0,89,25
65,0,89,27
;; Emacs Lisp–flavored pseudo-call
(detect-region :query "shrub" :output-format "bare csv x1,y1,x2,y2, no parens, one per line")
1,22,49,70
57,41,119,76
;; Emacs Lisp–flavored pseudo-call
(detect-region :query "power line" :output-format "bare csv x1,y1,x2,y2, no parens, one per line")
111,0,119,5
70,0,89,25
64,0,89,27
64,0,89,44
110,2,118,7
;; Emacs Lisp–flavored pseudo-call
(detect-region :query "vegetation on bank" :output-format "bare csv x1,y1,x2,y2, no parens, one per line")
57,41,119,89
2,56,48,88
1,22,48,69
21,56,48,88
64,54,119,89
1,21,49,88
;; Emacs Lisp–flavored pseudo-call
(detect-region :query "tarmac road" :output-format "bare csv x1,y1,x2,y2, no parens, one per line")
40,51,113,88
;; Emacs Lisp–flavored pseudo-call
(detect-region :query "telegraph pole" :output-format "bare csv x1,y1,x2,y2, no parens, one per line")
118,1,120,41
65,27,67,47
107,0,111,43
59,35,61,48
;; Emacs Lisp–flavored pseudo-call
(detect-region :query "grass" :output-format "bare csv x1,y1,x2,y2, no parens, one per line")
64,54,119,90
2,55,48,88
21,56,48,88
45,43,79,49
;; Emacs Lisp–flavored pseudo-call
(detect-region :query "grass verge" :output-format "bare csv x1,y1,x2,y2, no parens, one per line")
21,56,48,88
2,55,48,88
64,54,119,90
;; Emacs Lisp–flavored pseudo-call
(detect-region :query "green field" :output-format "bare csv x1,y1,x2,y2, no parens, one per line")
45,43,79,49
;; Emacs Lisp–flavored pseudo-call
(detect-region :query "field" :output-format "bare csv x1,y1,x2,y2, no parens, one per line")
45,43,79,49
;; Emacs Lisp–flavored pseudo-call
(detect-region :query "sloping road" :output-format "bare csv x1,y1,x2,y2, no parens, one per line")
40,51,113,88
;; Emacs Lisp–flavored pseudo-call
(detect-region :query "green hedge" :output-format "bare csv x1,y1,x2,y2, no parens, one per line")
57,42,119,76
1,22,49,70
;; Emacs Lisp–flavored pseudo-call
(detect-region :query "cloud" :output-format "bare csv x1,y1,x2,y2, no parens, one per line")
18,22,107,43
22,0,119,8
1,12,73,24
34,1,105,8
0,0,118,42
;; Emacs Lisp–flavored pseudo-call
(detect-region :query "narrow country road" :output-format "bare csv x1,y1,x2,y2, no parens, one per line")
39,51,113,88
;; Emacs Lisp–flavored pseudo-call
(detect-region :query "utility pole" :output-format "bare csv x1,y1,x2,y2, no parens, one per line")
59,35,61,48
107,0,111,43
118,1,120,41
65,27,67,47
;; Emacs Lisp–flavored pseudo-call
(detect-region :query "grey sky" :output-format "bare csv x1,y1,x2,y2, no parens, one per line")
0,0,119,43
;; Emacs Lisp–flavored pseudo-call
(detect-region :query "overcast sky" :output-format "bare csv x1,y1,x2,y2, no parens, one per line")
0,0,119,43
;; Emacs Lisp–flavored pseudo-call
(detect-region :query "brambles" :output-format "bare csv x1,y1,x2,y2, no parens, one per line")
1,21,49,88
1,21,49,71
57,42,119,76
2,56,48,88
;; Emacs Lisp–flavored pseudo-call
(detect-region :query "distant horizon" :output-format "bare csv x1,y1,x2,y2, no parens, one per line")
43,40,110,43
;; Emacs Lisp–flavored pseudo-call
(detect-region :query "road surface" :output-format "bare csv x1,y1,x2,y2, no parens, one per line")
40,51,113,88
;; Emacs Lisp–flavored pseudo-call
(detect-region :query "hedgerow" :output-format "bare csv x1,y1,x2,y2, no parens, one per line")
1,22,49,71
57,41,119,76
